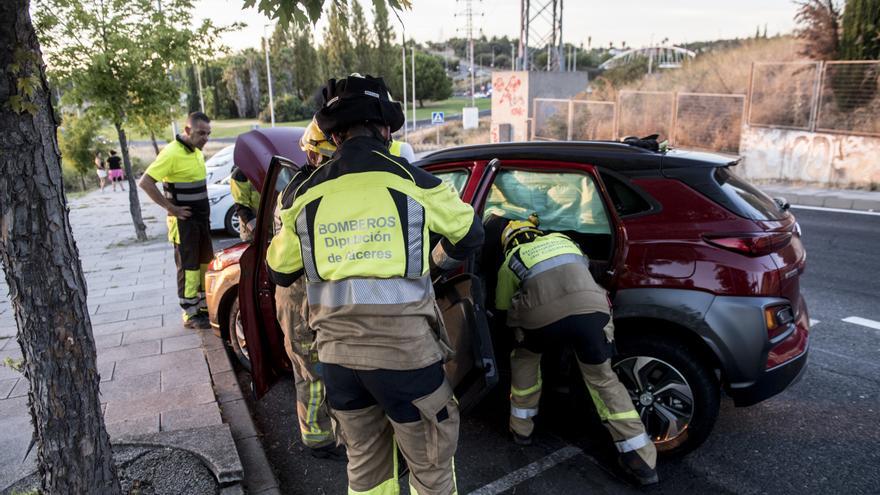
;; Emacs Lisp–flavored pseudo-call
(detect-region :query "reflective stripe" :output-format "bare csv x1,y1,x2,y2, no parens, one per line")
175,191,208,201
172,179,207,188
431,242,459,270
348,436,399,495
510,367,542,397
183,270,201,298
508,254,529,281
406,197,424,277
296,209,320,282
525,253,588,279
307,275,433,308
510,405,539,419
615,432,651,453
607,409,641,421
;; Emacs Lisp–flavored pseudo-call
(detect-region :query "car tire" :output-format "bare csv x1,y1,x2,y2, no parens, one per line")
612,336,720,458
227,296,251,371
224,207,240,236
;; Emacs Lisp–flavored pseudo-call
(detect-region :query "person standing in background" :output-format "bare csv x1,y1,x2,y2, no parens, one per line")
94,151,107,192
107,150,125,192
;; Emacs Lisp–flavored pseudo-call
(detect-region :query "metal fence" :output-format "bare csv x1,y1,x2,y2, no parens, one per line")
617,91,675,142
747,61,821,130
674,93,746,153
815,61,880,136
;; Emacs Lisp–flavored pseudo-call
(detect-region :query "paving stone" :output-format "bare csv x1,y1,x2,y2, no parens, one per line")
114,348,206,379
106,414,160,438
0,362,21,380
0,336,14,350
88,291,135,305
128,303,182,320
162,333,202,353
0,378,17,399
201,331,227,351
103,382,215,424
160,364,214,391
92,316,164,336
0,396,28,417
90,309,130,325
98,360,115,382
122,326,190,345
8,377,28,398
97,340,161,366
235,436,279,494
97,296,164,314
160,402,223,432
99,372,160,403
220,399,258,441
206,347,233,374
94,332,124,349
109,281,167,295
0,414,36,489
211,370,242,404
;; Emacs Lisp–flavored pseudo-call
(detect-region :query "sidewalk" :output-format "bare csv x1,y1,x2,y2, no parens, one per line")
758,183,880,212
0,189,249,490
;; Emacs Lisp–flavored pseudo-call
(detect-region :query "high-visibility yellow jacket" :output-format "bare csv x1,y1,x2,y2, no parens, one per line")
496,233,609,329
144,135,209,242
230,167,261,223
267,136,483,370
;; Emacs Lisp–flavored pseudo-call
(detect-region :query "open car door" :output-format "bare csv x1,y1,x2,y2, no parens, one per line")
434,273,498,413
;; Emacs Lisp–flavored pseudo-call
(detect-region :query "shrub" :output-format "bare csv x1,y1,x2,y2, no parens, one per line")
260,94,314,123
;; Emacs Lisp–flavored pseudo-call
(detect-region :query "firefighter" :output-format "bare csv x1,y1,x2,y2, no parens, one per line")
495,215,659,486
272,118,339,458
139,112,213,330
230,166,260,242
267,74,483,495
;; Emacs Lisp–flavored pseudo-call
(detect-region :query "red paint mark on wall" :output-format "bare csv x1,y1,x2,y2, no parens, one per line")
495,74,526,117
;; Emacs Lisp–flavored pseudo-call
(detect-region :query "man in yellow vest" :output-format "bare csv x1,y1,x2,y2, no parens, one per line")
267,75,483,495
495,215,659,486
139,112,213,329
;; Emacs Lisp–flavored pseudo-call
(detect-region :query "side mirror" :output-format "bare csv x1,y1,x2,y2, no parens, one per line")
773,197,790,211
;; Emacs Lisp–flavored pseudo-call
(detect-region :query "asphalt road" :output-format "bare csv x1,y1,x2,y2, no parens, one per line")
225,206,880,494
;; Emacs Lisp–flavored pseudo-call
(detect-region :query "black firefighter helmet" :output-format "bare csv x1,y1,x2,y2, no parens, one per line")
315,74,405,135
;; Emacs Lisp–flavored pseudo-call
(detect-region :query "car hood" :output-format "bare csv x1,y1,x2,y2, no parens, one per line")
233,127,308,191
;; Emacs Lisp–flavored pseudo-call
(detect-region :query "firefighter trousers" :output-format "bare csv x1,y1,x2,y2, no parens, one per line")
323,361,459,495
509,312,656,469
275,283,334,448
172,218,213,322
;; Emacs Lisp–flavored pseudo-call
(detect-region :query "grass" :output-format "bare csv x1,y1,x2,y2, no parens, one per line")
98,97,491,142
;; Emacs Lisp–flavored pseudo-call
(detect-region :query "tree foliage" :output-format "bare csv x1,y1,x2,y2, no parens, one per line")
58,112,104,179
324,2,356,78
387,51,452,106
840,0,880,60
794,0,841,60
243,0,411,29
351,0,374,74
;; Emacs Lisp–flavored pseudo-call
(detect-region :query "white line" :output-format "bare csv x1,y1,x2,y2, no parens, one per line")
791,205,880,216
467,446,584,495
842,316,880,331
810,319,820,326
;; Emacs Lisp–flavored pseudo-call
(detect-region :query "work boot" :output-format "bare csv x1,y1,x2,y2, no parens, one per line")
510,429,533,446
618,451,659,486
184,315,211,330
309,443,346,461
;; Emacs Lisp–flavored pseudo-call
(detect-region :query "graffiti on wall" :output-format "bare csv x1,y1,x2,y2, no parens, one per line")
739,127,880,186
494,74,526,117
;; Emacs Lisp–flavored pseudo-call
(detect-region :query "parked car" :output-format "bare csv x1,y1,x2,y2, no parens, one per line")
205,144,235,184
208,175,239,236
206,129,810,457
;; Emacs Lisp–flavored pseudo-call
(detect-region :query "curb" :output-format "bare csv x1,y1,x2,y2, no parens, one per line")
759,186,880,213
198,328,282,495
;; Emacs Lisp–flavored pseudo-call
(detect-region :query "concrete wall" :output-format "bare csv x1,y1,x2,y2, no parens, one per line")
490,71,589,144
739,126,880,187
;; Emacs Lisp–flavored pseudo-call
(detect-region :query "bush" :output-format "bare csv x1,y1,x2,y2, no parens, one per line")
260,94,314,123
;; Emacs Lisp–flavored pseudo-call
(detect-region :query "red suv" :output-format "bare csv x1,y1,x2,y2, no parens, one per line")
206,128,810,457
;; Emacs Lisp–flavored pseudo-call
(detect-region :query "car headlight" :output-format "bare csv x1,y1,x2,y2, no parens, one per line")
209,193,229,205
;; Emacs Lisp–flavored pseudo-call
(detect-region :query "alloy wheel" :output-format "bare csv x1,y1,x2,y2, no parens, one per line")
233,308,249,361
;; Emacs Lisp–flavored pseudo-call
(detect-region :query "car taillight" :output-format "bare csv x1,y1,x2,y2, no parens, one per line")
764,304,795,340
703,232,792,257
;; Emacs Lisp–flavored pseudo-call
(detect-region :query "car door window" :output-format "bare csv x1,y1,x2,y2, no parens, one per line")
484,169,611,235
433,170,469,197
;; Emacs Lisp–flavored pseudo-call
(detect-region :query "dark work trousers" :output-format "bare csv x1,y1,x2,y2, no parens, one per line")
173,218,213,321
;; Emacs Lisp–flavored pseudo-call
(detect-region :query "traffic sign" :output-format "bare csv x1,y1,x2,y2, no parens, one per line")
431,111,445,125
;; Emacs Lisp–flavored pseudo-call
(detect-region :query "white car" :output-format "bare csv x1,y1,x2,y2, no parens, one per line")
208,175,239,236
205,144,235,184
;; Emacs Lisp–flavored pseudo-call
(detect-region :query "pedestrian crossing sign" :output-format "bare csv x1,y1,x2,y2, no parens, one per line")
431,112,445,125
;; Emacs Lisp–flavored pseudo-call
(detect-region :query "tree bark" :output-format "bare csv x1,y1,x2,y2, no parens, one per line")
150,130,160,156
0,1,121,492
80,172,86,191
114,122,148,241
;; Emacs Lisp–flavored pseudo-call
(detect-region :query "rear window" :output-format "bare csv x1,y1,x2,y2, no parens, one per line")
714,167,786,220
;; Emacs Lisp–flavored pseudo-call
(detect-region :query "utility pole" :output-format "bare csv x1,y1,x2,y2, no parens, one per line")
401,40,408,139
411,47,416,132
195,62,205,112
511,42,516,70
263,25,275,127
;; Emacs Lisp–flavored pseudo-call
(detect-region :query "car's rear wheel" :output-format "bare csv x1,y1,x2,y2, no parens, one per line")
224,207,240,236
612,337,719,457
227,296,251,371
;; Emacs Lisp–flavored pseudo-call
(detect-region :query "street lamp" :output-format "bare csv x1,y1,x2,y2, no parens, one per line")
263,24,275,127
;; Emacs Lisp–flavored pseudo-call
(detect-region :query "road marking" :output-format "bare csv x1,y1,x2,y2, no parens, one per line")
810,319,820,326
467,446,584,495
842,316,880,331
813,347,880,369
791,205,880,217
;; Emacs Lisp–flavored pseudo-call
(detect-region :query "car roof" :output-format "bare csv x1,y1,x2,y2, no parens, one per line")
414,141,739,176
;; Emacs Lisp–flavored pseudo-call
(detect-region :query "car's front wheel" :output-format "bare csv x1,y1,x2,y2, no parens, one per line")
227,296,251,371
224,207,240,236
612,337,720,457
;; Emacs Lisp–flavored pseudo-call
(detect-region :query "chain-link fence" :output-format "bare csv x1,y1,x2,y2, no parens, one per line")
748,62,821,130
674,93,746,153
570,101,616,140
816,61,880,136
533,98,570,141
617,91,675,142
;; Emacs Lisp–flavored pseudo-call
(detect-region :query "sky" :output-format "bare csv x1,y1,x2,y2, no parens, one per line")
194,0,799,52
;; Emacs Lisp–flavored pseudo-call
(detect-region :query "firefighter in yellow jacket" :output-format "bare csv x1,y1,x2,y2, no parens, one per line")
267,74,483,495
230,167,260,242
495,215,659,486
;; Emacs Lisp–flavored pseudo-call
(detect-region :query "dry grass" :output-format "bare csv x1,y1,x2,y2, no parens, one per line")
408,118,491,151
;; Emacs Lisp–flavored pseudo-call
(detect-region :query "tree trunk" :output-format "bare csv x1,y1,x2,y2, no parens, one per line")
0,1,121,493
114,122,148,241
80,172,86,191
150,130,160,156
